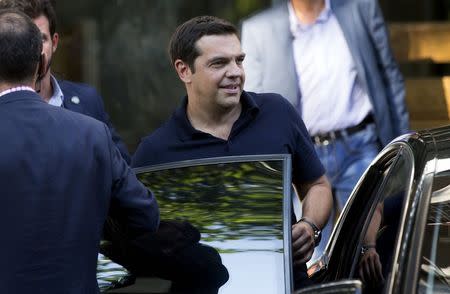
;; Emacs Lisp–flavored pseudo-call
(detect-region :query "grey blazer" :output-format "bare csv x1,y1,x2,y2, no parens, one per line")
241,0,409,146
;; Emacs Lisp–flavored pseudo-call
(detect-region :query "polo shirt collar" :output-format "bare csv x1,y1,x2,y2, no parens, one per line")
174,91,260,142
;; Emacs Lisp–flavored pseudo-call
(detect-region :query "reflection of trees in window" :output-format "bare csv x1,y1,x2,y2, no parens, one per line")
137,161,284,245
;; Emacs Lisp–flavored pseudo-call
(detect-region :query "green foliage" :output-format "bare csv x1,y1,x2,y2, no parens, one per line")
138,161,285,249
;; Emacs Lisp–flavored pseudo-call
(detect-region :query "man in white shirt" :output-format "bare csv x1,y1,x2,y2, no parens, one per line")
241,0,409,264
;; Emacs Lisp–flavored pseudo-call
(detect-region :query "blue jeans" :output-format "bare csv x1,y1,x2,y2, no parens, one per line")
308,124,380,265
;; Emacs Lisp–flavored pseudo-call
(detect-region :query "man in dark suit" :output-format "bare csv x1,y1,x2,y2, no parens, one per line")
0,9,159,294
0,0,131,163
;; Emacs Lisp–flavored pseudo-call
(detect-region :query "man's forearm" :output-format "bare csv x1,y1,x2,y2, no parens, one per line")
299,175,332,229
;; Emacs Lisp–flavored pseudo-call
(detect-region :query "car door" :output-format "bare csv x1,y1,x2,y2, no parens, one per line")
127,154,294,294
300,143,415,293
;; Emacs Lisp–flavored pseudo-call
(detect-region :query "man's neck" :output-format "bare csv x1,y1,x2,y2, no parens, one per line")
38,72,54,102
186,100,242,141
291,0,325,24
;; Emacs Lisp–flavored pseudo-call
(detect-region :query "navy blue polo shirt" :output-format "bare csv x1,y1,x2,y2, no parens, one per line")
132,91,324,185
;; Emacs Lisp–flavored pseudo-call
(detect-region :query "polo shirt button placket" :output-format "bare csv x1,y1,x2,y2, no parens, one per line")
226,140,232,152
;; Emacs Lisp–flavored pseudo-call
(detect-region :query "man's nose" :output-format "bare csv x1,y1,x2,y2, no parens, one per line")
226,62,243,77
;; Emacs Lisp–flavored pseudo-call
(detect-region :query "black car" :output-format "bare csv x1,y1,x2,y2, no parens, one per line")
299,126,450,293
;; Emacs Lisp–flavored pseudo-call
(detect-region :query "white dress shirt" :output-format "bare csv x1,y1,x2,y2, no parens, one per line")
288,0,373,135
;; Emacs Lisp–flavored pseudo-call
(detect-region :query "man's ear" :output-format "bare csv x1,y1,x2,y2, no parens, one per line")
174,59,192,83
51,32,59,53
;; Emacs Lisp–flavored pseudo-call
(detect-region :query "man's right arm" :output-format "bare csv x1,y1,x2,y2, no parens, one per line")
292,175,332,265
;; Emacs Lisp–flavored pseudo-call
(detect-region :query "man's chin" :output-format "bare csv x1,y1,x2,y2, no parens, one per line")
218,97,241,110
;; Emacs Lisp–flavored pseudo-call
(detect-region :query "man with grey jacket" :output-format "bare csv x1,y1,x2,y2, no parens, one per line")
241,0,409,263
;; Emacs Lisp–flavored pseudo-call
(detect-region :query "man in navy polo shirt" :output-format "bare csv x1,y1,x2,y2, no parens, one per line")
132,15,332,289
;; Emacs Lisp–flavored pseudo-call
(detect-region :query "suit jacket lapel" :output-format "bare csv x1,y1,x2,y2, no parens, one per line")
59,81,85,114
332,0,369,93
272,3,301,107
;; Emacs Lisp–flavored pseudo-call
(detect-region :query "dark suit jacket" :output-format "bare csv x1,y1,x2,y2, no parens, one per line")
59,80,131,163
0,90,159,294
241,0,409,146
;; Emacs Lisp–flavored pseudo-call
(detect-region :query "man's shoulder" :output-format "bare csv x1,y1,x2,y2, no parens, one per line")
246,91,292,109
139,115,179,147
242,3,286,26
58,104,107,128
58,79,101,99
24,95,109,137
244,91,301,125
132,116,180,167
333,0,373,9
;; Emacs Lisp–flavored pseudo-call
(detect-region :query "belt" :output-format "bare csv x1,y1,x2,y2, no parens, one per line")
311,114,374,145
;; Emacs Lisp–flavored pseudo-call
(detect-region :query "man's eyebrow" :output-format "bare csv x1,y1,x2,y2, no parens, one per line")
208,53,246,63
207,56,229,63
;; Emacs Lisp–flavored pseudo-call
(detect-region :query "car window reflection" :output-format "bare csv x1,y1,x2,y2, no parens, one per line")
136,159,289,294
355,149,412,292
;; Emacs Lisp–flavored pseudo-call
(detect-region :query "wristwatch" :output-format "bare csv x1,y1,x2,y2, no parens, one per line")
361,244,376,255
298,217,322,247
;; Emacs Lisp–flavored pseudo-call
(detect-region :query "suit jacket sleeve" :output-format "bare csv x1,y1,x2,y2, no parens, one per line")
105,124,160,237
241,20,264,93
365,0,409,135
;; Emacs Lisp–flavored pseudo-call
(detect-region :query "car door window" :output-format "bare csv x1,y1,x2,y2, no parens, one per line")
134,155,293,294
319,146,413,289
351,147,413,293
322,150,399,280
418,168,450,293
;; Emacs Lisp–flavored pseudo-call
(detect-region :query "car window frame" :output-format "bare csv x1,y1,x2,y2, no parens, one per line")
348,145,415,290
309,143,416,286
395,140,434,294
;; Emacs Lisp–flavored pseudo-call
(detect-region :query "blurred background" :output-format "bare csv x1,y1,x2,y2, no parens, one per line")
53,0,450,152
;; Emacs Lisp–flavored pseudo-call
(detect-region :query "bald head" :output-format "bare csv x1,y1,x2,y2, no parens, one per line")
0,9,42,84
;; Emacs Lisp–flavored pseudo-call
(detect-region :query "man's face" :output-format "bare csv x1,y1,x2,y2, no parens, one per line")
33,14,58,76
182,34,245,110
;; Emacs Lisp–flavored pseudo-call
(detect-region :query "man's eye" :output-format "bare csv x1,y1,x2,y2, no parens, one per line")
211,62,225,67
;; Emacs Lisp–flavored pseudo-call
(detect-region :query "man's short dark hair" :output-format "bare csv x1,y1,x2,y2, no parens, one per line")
0,9,43,83
169,16,239,72
0,0,57,35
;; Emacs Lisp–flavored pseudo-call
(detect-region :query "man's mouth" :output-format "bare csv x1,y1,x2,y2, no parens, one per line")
220,84,240,91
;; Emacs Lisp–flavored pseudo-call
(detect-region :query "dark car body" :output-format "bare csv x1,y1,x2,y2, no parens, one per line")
299,126,450,293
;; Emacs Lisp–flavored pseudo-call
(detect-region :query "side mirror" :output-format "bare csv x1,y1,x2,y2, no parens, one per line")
294,279,362,294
